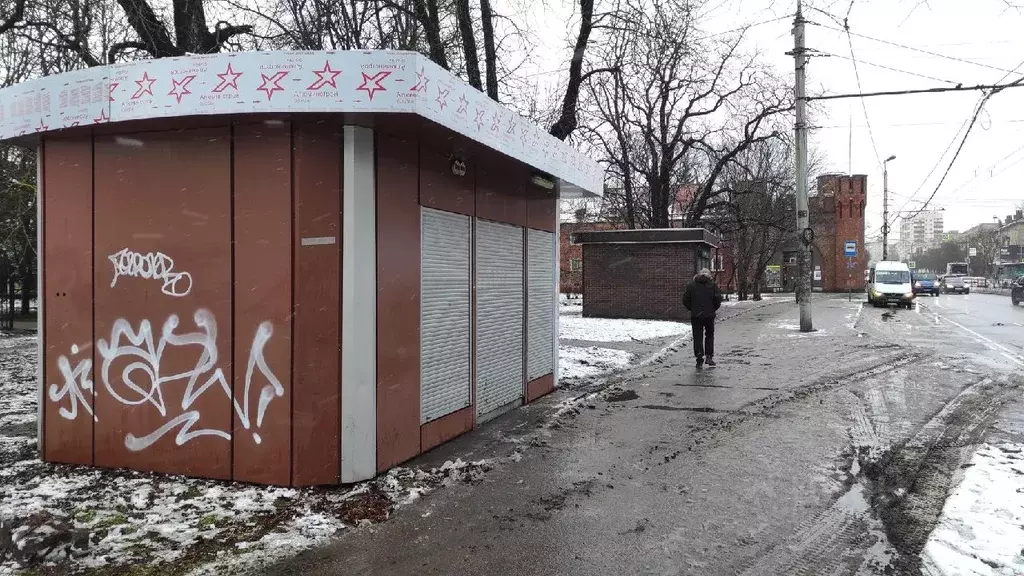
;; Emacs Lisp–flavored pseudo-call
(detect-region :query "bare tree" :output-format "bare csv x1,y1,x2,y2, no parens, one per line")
712,137,796,300
582,0,791,230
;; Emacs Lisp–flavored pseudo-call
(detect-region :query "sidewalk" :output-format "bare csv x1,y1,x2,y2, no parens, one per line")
264,296,919,576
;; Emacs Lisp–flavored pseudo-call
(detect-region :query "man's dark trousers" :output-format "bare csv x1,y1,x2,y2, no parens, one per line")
691,316,715,359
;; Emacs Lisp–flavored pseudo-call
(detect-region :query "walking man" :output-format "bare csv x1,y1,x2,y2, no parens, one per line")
683,268,723,368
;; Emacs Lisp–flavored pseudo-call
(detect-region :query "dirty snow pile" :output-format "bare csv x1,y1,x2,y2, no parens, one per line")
559,315,688,343
0,332,493,575
557,297,689,380
919,443,1024,576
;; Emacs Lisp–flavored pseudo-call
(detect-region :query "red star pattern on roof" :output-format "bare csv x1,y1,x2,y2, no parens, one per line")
213,64,243,93
307,61,341,91
411,67,429,92
109,82,118,102
356,71,391,101
490,111,501,132
436,86,449,110
457,95,469,115
168,75,196,104
132,72,156,100
474,108,486,131
257,71,289,101
34,118,48,132
93,108,109,123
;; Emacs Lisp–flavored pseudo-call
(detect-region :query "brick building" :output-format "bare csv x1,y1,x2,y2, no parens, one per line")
571,229,720,321
809,174,868,292
560,221,619,293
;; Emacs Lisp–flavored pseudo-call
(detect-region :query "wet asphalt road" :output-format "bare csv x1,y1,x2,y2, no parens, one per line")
264,293,1024,576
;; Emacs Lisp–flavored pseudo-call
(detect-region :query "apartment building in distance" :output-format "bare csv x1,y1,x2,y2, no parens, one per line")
898,208,945,258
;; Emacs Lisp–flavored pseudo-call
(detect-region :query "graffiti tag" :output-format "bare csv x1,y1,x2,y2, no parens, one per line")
108,248,193,297
48,308,284,451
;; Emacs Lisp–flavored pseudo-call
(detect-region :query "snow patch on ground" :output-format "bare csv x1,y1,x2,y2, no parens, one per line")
920,443,1024,576
559,316,688,343
559,346,634,379
0,332,494,575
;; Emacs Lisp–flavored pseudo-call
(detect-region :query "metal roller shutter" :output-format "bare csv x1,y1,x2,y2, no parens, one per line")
527,229,555,381
476,219,524,419
420,208,472,424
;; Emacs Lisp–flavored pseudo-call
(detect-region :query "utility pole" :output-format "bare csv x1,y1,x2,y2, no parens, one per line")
792,1,812,332
882,155,896,260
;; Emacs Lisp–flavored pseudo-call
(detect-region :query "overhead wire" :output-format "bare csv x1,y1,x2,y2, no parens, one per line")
813,51,961,85
840,10,883,169
898,58,1024,221
810,23,1021,76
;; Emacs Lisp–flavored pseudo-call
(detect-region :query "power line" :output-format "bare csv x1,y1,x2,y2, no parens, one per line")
805,80,1024,102
810,23,1020,76
812,118,1024,129
896,60,1024,218
841,23,882,169
900,88,1016,222
815,51,961,85
519,14,792,80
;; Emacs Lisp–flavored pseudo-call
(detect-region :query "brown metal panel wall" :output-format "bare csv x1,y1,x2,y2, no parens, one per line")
419,145,475,216
375,132,422,472
42,138,95,466
526,186,557,233
476,152,529,227
420,406,473,453
93,128,232,479
232,122,293,485
291,121,341,486
526,374,554,403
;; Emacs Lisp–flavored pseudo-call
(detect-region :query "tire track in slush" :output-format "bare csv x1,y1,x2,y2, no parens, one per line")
735,373,1017,576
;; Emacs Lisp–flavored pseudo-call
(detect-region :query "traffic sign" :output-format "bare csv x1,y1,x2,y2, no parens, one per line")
969,247,977,257
844,240,857,257
908,261,916,269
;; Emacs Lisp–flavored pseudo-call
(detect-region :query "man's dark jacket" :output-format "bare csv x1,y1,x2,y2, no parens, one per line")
682,273,723,319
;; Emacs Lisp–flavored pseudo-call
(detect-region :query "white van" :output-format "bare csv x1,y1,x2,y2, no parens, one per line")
867,261,915,308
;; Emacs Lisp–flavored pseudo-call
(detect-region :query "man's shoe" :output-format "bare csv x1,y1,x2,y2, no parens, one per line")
706,358,717,367
696,357,704,368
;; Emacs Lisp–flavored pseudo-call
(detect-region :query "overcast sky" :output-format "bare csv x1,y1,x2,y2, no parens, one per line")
519,0,1024,241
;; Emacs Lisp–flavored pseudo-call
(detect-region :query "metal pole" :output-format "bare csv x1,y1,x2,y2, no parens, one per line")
793,1,812,332
882,164,889,260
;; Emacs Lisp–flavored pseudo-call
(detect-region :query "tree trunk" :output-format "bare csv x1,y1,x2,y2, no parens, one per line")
19,259,31,316
479,0,499,100
413,0,449,69
548,0,595,140
455,0,482,91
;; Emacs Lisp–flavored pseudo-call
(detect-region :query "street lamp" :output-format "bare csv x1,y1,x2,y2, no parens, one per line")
882,155,896,260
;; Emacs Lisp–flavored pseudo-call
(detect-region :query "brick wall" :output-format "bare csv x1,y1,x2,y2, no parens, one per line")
812,174,867,292
582,243,697,321
559,221,621,293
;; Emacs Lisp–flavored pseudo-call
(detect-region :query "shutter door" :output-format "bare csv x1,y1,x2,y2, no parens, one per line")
527,229,555,381
476,219,524,419
420,208,472,424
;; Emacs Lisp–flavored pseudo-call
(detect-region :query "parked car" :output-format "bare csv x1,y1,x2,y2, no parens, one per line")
943,274,970,294
868,261,915,308
1013,278,1024,306
976,277,989,288
912,272,940,296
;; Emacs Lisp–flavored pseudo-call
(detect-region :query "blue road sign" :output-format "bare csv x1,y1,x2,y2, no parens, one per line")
844,240,857,257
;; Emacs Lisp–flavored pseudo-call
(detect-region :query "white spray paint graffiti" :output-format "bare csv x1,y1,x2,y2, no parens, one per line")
47,344,96,422
48,309,284,451
108,248,194,297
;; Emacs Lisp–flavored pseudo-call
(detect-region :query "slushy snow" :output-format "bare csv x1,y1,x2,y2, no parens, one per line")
920,443,1024,575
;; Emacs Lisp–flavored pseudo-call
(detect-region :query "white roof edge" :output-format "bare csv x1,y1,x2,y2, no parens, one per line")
0,50,604,198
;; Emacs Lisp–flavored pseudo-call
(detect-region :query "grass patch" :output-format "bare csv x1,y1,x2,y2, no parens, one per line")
94,513,128,530
197,514,220,531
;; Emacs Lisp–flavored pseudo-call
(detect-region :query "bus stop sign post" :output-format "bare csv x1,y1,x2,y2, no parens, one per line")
845,241,857,301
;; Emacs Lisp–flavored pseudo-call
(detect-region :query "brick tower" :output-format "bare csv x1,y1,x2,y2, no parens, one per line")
814,174,868,291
